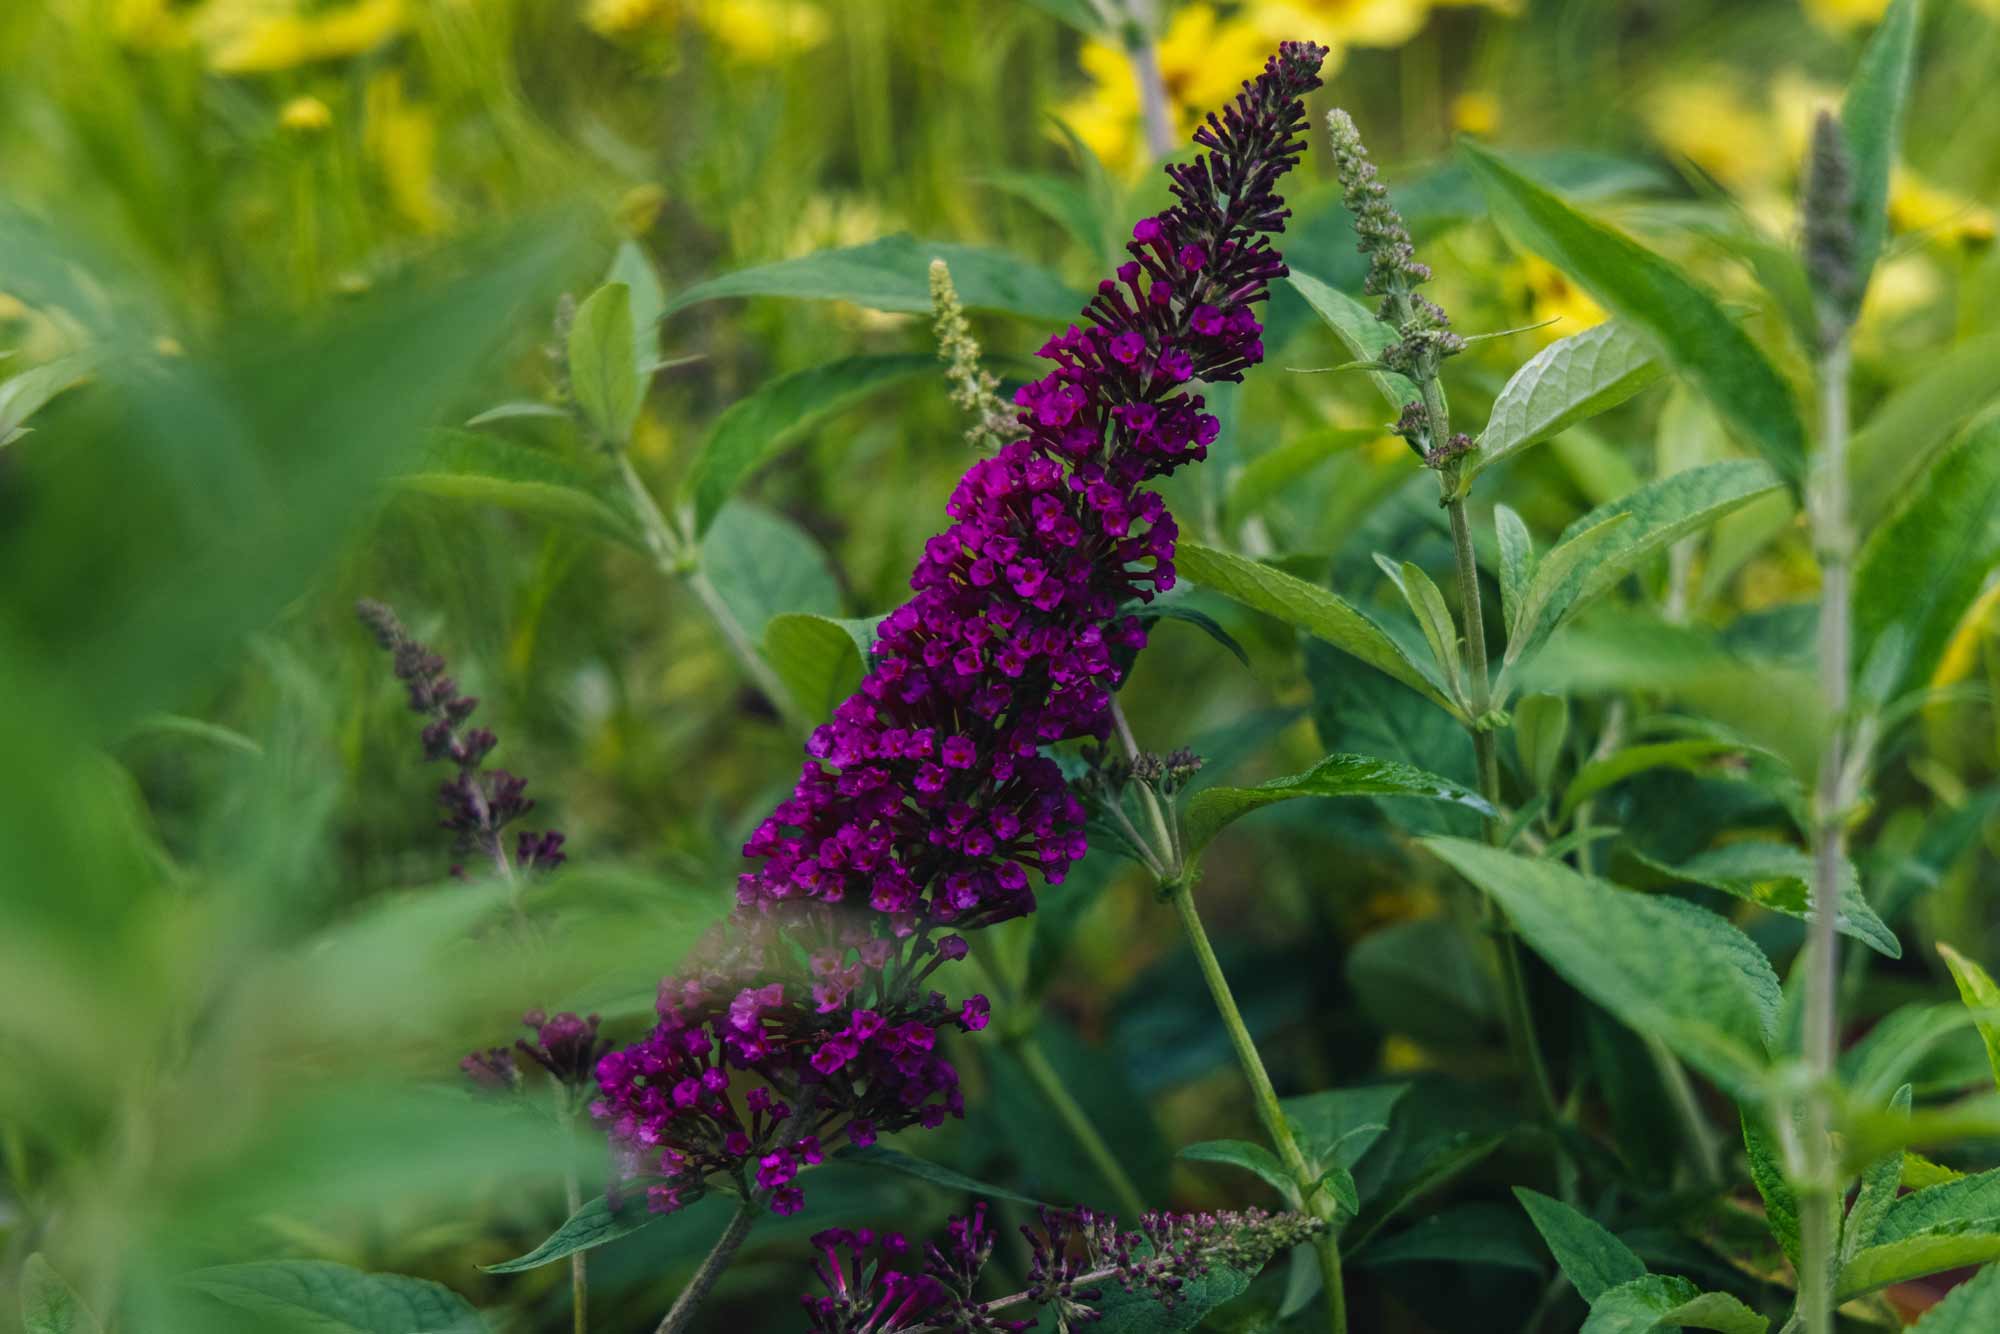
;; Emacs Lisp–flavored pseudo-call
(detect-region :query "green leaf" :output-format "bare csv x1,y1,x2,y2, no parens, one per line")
1908,1263,2000,1330
606,240,667,379
464,400,570,427
567,282,641,446
1839,0,1922,307
1286,270,1422,411
21,1255,103,1334
1580,1276,1703,1334
1844,1085,1915,1262
1878,1168,2000,1244
1136,600,1251,668
1503,461,1785,680
1938,944,2000,1093
1423,838,1778,1092
1839,1225,2000,1299
1459,321,1666,494
1854,417,2000,698
1635,841,1901,959
1280,1084,1408,1179
1558,739,1750,822
1182,753,1492,861
1375,556,1464,702
1460,139,1807,489
1180,1139,1299,1204
682,354,934,537
187,1261,486,1332
1089,1261,1258,1333
1515,692,1569,794
1657,1289,1770,1333
699,501,842,637
665,234,1083,322
1743,1108,1803,1269
1178,541,1458,715
0,356,89,447
762,612,873,720
1495,503,1534,633
397,429,644,550
482,1194,663,1273
836,1145,1052,1207
1227,427,1381,526
1849,332,2000,530
1502,511,1629,668
1513,1187,1647,1302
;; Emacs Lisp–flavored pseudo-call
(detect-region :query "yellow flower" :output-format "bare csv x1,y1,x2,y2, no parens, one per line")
1511,254,1604,341
694,0,828,61
202,0,405,74
279,94,333,133
1645,76,1788,191
1890,169,1997,247
1449,90,1499,136
1059,4,1293,175
1801,0,1890,29
585,0,674,38
365,73,445,233
110,0,194,49
1252,0,1431,48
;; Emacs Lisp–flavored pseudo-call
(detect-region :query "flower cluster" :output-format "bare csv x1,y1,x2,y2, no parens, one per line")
460,1010,610,1097
800,1202,1323,1333
356,599,566,878
593,40,1326,1222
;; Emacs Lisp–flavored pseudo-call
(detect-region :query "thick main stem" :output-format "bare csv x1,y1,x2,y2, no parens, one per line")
566,1160,588,1334
1169,881,1347,1334
655,1197,760,1334
1799,335,1854,1334
1014,1034,1151,1218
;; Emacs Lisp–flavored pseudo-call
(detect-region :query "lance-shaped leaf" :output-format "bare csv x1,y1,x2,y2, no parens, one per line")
1634,841,1900,959
1457,322,1665,495
1583,1277,1769,1333
1287,270,1422,411
1743,1108,1802,1269
21,1254,103,1334
1375,555,1464,702
1839,0,1922,310
1876,1167,2000,1246
568,282,641,446
1502,511,1628,668
606,240,668,381
683,354,935,537
397,430,646,551
1839,1227,2000,1300
1495,503,1534,632
665,234,1083,322
1183,753,1492,861
1849,332,2000,529
1938,944,2000,1093
187,1261,486,1332
1178,541,1458,714
1424,838,1778,1094
482,1194,663,1273
837,1145,1052,1207
1844,1085,1915,1262
1513,1188,1647,1303
1460,140,1806,490
1181,1139,1300,1205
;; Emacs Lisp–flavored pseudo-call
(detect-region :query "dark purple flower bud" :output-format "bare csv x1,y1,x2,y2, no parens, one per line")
460,1046,520,1094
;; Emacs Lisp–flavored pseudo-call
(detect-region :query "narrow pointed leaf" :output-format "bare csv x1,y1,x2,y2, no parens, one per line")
1287,270,1422,411
1184,753,1492,860
186,1261,486,1332
482,1194,662,1273
1635,842,1900,959
1839,1227,2000,1299
397,430,645,550
1878,1167,2000,1243
568,282,641,446
606,240,668,379
1375,556,1463,700
1460,140,1806,489
1513,1188,1646,1302
1502,511,1629,670
1657,1290,1770,1333
1181,1140,1299,1204
1938,944,2000,1093
837,1145,1052,1207
1495,503,1535,635
1840,0,1922,306
1907,1263,2000,1330
1844,1085,1915,1262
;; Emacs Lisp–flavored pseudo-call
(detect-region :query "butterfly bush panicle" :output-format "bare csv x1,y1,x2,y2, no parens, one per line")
356,599,566,877
594,39,1326,1221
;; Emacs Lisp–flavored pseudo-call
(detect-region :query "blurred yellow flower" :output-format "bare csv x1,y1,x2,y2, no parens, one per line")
1060,4,1291,175
365,73,445,233
110,0,193,49
1801,0,1891,26
585,0,672,38
1252,0,1431,48
279,94,333,133
1890,169,1997,247
201,0,406,74
1511,254,1604,340
695,0,828,61
1645,76,1788,191
1449,90,1499,136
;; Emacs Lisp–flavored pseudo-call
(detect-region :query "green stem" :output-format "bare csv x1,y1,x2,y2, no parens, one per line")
1013,1034,1150,1218
654,1197,759,1334
566,1154,588,1334
1799,334,1855,1334
1168,880,1347,1334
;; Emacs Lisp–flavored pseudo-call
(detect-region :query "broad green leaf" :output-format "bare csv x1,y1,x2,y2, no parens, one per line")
1839,0,1922,308
1089,1261,1258,1333
1635,841,1900,959
396,429,644,550
1878,1167,2000,1243
605,240,667,379
1906,1153,1970,1190
567,282,640,446
1938,944,2000,1093
1181,1139,1298,1204
683,354,933,537
1513,1188,1647,1302
1743,1109,1802,1269
1178,541,1457,714
1909,1262,2000,1330
1503,461,1784,680
1850,333,2000,529
1227,427,1381,526
1460,140,1807,488
1376,556,1463,701
1855,418,2000,697
1286,270,1422,411
665,235,1083,322
1137,600,1251,668
763,612,872,720
836,1145,1051,1207
1459,322,1665,494
21,1254,103,1334
1656,1290,1769,1334
1558,739,1750,822
1182,752,1492,860
482,1194,662,1273
1844,1085,1915,1262
1495,503,1534,633
699,501,842,637
1424,838,1778,1092
1839,1226,2000,1299
1502,511,1629,670
1514,692,1569,794
1280,1084,1408,1178
1580,1276,1702,1334
187,1261,486,1332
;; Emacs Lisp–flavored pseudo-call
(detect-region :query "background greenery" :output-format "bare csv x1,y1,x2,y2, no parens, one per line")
2,1,1997,1331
